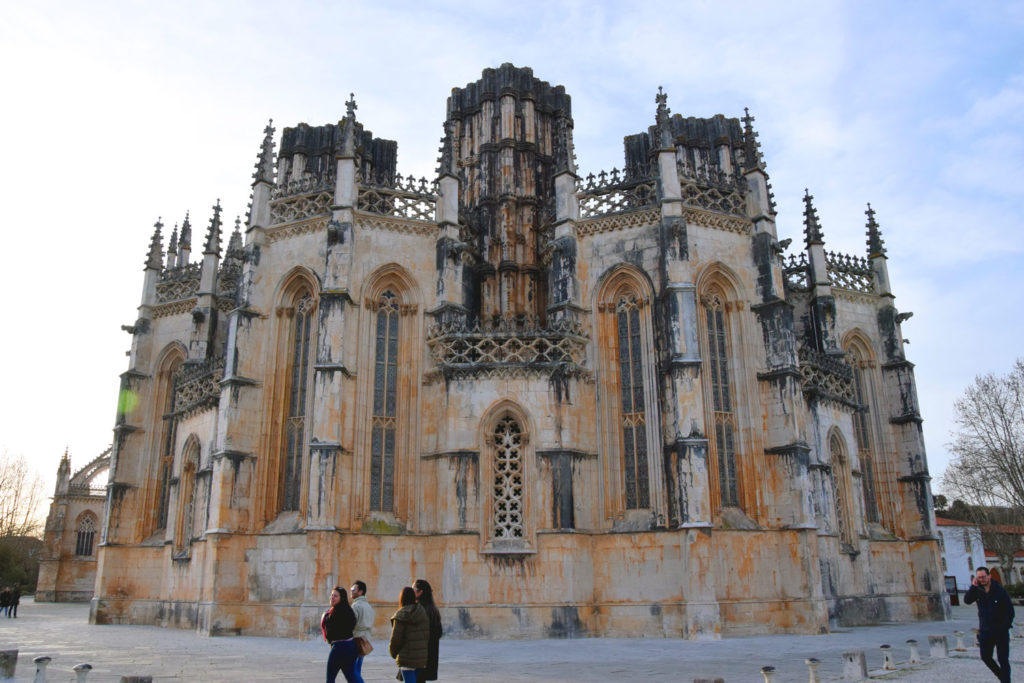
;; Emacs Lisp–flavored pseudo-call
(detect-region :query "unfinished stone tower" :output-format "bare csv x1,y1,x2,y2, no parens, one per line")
90,64,944,638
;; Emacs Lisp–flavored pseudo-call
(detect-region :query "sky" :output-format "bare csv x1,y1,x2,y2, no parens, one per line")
0,0,1021,503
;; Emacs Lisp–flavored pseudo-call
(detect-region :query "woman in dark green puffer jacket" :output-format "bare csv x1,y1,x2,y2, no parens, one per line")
389,586,429,682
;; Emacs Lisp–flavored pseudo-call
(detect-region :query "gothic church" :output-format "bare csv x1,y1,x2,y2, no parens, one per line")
89,64,944,638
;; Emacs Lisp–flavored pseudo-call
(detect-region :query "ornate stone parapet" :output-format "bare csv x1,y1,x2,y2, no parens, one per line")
173,358,225,417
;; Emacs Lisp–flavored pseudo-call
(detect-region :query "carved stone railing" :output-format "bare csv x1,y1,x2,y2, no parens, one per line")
677,161,747,217
576,163,657,219
217,260,243,301
798,346,855,405
174,358,225,416
357,172,437,222
156,263,201,303
782,252,810,293
272,173,335,200
826,251,874,293
427,316,588,377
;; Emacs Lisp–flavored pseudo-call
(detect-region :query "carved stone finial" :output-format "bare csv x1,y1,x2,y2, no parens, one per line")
346,93,358,121
167,224,179,255
146,217,164,270
555,115,577,175
741,106,765,171
252,119,276,185
655,86,672,149
204,200,222,256
180,211,192,250
803,189,825,247
865,202,887,258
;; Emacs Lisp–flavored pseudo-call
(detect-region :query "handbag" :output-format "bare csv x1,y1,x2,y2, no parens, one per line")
355,636,374,656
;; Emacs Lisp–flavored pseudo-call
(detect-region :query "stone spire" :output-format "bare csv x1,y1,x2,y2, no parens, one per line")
252,119,276,185
554,115,577,175
227,216,243,255
178,211,192,265
741,107,765,171
146,218,164,270
55,448,71,496
166,224,179,269
802,189,825,247
865,202,886,258
655,86,673,150
437,119,457,177
204,200,222,256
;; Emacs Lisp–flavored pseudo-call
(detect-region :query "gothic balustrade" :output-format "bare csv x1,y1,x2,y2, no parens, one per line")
576,163,657,219
427,316,588,375
782,252,810,293
357,171,437,222
798,346,856,405
825,250,874,293
156,263,201,303
173,358,225,417
677,161,748,217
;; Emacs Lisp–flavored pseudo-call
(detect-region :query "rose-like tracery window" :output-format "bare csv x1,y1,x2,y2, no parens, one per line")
492,417,523,538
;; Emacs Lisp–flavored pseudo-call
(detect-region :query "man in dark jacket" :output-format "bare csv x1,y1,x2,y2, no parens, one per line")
964,566,1015,683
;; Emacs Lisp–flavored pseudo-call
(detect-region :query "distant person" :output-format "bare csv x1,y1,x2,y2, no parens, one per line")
350,580,375,683
0,587,9,618
321,586,358,682
413,579,442,682
389,586,428,683
8,585,19,618
964,566,1014,683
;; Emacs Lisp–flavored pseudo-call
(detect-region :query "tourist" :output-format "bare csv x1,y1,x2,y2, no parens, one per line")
8,585,19,618
412,579,442,682
964,566,1014,683
0,587,9,618
350,580,375,683
321,586,358,683
389,586,428,683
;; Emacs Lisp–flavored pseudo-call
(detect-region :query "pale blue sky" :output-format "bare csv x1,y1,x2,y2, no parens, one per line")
1,1,1021,498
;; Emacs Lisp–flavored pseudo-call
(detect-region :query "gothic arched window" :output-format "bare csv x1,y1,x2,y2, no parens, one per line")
703,291,739,508
75,514,96,557
369,290,399,512
492,416,524,539
616,295,650,510
155,351,184,530
830,433,856,548
281,291,315,512
175,439,199,554
849,347,880,523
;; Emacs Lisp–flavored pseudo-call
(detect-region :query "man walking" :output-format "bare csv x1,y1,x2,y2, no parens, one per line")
350,580,375,683
964,566,1014,683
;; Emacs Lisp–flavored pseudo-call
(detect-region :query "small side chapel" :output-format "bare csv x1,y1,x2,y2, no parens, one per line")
89,64,945,638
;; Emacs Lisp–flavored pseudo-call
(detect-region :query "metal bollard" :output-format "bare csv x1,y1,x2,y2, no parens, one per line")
842,651,867,681
906,639,921,663
880,643,895,669
33,656,51,683
73,664,93,682
954,630,966,651
0,650,16,680
760,665,776,682
805,657,821,683
929,634,948,659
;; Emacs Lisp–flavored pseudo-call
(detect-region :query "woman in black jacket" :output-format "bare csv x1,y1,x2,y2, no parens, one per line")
413,579,442,682
322,586,358,682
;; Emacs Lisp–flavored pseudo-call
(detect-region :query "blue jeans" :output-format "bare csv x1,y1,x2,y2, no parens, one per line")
352,655,365,683
979,630,1011,683
326,639,358,683
399,670,417,683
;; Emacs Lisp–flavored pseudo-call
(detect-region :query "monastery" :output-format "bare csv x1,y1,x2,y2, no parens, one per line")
49,64,946,638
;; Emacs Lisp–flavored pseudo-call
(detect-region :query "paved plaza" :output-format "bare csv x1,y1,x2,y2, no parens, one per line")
0,598,1021,681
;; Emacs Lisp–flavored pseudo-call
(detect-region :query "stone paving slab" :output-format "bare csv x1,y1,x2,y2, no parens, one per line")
0,598,1022,681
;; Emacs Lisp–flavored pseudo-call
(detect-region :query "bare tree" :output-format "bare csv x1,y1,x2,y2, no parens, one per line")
942,359,1024,580
0,452,45,538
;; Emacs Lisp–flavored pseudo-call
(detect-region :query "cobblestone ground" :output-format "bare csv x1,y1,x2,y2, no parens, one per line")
0,598,1021,681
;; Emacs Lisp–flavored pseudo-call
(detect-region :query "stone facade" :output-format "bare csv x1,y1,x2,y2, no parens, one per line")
36,449,109,602
91,64,945,639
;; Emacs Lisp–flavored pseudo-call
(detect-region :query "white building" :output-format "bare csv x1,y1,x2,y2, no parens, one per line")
936,516,986,601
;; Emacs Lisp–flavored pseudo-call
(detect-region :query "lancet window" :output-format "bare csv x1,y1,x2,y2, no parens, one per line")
75,514,96,557
175,439,199,554
369,290,399,512
616,295,650,509
830,433,856,548
849,347,880,524
155,351,183,530
704,292,739,507
492,416,524,538
281,292,315,512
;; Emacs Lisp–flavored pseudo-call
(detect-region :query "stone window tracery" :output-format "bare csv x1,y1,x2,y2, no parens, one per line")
616,295,650,509
830,433,855,548
704,292,739,508
492,416,524,538
282,292,314,512
369,290,399,512
175,440,199,554
155,355,183,530
849,347,880,523
75,514,96,557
